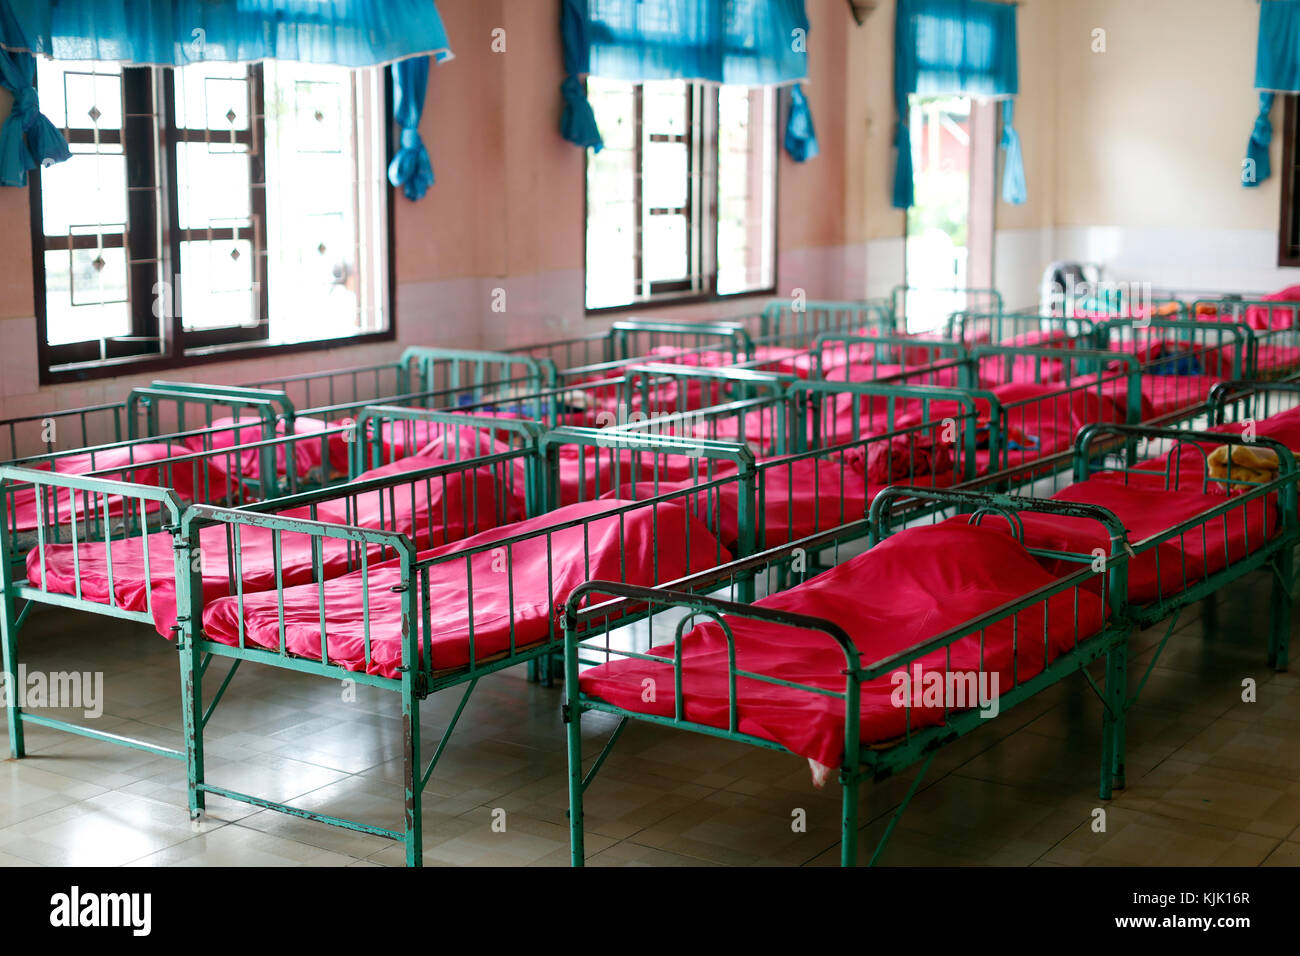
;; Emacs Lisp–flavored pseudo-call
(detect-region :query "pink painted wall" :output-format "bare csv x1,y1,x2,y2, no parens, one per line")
0,0,868,425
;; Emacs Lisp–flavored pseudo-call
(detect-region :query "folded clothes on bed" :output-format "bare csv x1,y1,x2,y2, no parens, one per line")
201,498,731,678
579,523,1107,778
1117,406,1300,493
1207,444,1280,485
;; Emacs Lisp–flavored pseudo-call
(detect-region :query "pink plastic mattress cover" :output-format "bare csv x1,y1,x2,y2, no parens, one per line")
201,498,732,678
1000,476,1280,604
6,444,183,533
25,452,520,635
579,523,1107,773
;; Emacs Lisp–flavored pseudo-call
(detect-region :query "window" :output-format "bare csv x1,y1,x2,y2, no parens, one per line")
902,95,997,332
584,77,778,312
31,59,391,381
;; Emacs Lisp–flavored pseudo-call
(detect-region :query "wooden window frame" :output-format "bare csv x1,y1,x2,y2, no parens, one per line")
1279,95,1300,268
30,63,397,386
584,79,778,316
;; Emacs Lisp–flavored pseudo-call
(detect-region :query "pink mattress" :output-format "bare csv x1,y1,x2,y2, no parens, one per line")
579,523,1107,772
183,417,349,489
1253,343,1300,375
896,381,1127,473
1000,476,1281,604
201,498,731,678
1244,286,1300,330
4,443,226,533
648,344,808,377
1123,406,1300,492
25,453,519,635
603,444,960,549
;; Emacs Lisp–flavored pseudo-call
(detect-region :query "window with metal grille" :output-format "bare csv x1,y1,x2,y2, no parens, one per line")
584,77,778,312
30,59,391,382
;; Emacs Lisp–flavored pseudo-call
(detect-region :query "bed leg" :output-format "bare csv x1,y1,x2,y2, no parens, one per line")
0,596,24,759
179,635,205,817
1108,641,1128,791
1099,642,1127,798
564,642,586,866
840,777,859,867
402,682,423,868
867,751,934,867
565,707,585,867
1269,549,1293,671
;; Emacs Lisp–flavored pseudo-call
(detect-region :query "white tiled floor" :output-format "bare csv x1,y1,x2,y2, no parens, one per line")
0,572,1297,866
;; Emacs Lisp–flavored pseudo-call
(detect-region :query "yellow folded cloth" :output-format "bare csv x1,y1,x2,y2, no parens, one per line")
1207,444,1281,484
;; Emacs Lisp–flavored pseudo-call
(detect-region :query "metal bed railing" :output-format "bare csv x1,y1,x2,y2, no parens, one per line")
1190,296,1300,382
562,485,1134,866
1088,318,1250,429
757,299,895,347
0,427,551,776
1207,377,1300,424
1069,423,1299,670
173,430,759,865
947,310,1097,346
0,421,376,573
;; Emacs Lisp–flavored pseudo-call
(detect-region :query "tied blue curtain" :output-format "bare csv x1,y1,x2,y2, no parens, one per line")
1245,92,1274,187
3,0,453,68
0,2,68,186
893,0,1022,209
999,98,1025,203
560,0,814,160
561,0,603,151
1243,0,1300,187
784,84,818,162
389,57,433,201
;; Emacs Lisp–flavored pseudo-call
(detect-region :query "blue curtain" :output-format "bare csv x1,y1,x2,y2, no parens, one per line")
560,0,813,159
784,84,818,162
999,99,1025,203
0,1,69,186
893,0,1021,209
1244,92,1274,188
1243,1,1300,187
3,0,453,68
1255,0,1300,91
388,57,433,201
561,0,604,151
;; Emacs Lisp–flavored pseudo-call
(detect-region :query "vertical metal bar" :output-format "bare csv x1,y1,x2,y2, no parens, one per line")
176,513,206,819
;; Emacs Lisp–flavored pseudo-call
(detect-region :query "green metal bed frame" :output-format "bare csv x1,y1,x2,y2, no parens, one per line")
1068,424,1298,670
945,310,1096,346
1190,297,1300,382
756,299,895,348
563,428,1300,867
1207,377,1300,425
0,421,543,768
562,485,1135,866
172,430,760,865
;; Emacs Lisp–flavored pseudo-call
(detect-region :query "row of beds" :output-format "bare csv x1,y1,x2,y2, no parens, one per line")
2,287,1300,866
